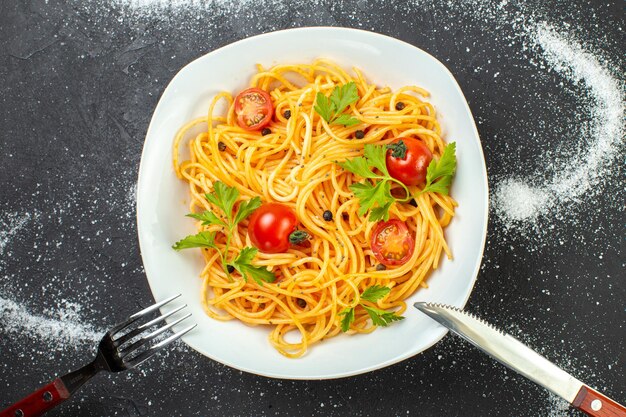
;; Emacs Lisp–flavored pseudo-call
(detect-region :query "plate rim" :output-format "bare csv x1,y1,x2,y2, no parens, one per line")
136,26,489,379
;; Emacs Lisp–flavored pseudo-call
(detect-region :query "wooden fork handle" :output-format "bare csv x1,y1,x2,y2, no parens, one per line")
0,378,70,417
573,385,626,417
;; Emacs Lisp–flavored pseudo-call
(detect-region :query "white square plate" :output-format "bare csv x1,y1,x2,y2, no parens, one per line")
137,27,488,379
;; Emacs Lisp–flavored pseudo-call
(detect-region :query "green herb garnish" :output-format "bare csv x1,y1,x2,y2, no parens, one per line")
419,142,457,195
173,182,275,284
228,247,276,286
339,285,404,332
314,82,360,126
338,144,410,221
171,231,218,250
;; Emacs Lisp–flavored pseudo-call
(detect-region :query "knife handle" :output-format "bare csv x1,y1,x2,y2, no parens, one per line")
572,385,626,417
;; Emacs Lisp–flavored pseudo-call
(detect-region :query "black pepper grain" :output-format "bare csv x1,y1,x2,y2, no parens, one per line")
261,128,271,136
296,298,306,308
227,265,235,273
322,210,333,221
355,130,365,139
284,110,291,119
395,102,405,110
376,264,387,271
218,141,227,151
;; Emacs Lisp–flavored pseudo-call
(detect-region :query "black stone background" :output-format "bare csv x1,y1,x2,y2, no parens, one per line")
0,0,624,416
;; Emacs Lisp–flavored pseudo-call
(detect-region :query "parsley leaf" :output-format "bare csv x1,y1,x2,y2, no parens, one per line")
314,82,360,126
332,114,360,127
339,143,406,221
172,231,217,251
339,285,404,332
360,285,391,303
205,181,239,222
423,174,453,195
313,92,333,123
420,142,457,195
362,305,405,327
339,307,355,332
233,196,262,225
369,201,393,222
186,211,227,228
363,144,389,176
330,82,359,113
229,247,276,285
337,156,378,179
350,180,392,218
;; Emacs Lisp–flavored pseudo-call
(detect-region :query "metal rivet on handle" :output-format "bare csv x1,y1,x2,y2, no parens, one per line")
15,410,24,417
43,391,53,402
590,399,602,411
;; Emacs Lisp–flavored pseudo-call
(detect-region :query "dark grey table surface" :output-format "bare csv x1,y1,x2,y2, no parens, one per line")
1,1,624,416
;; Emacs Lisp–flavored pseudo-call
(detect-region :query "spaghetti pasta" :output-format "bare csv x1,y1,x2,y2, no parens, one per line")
173,59,456,358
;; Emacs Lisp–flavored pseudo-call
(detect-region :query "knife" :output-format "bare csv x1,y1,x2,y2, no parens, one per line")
413,302,626,417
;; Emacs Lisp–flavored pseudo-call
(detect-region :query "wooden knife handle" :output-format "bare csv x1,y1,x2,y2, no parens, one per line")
572,385,626,417
0,378,70,417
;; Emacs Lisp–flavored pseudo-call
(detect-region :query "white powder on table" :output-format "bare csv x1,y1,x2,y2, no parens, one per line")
0,295,103,347
0,212,33,255
115,0,204,7
545,393,570,417
493,179,551,222
492,23,624,231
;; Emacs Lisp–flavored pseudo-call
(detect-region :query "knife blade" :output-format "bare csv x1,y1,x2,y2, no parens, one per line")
414,302,626,417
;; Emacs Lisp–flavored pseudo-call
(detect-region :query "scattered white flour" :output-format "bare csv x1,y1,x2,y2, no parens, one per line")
127,181,138,207
0,295,103,346
545,392,570,417
111,0,264,8
118,0,202,6
493,179,552,222
125,181,138,219
102,0,271,16
112,0,189,5
0,212,33,255
492,23,624,230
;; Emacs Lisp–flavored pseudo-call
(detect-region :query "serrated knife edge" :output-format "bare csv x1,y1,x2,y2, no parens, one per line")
414,302,583,402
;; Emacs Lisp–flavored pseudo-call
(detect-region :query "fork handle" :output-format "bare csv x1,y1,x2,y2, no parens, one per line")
0,378,70,417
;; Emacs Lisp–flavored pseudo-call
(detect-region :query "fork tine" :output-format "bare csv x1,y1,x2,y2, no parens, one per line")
124,323,197,368
108,294,182,337
113,304,188,346
121,313,192,358
129,294,181,319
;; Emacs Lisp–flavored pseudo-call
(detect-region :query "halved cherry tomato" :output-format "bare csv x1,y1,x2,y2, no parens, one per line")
371,219,415,266
248,203,308,253
385,138,433,186
234,88,274,131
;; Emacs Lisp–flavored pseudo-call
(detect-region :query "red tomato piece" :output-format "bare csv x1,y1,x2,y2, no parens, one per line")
234,88,274,131
248,203,308,253
385,138,433,186
371,219,415,266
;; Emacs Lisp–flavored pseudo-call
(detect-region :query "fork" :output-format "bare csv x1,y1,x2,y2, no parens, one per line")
0,294,196,417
